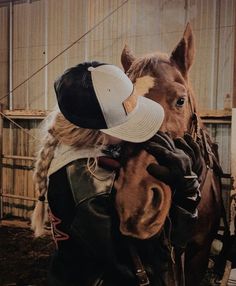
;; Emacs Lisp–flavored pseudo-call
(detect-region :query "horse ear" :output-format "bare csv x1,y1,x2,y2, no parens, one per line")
121,44,136,72
170,23,195,77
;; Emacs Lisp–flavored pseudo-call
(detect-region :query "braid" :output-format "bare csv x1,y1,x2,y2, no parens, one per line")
31,131,59,237
31,111,106,236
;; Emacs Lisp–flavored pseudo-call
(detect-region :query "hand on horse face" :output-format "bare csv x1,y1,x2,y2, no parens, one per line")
145,132,201,212
174,133,204,178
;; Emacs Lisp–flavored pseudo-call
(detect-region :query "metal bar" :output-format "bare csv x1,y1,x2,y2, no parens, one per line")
2,155,36,161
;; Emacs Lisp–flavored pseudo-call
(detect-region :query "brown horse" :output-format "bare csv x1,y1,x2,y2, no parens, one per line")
118,24,222,285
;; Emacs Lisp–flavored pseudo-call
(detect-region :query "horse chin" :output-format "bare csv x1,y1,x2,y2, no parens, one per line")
118,185,172,240
118,208,166,239
119,206,171,239
119,219,164,240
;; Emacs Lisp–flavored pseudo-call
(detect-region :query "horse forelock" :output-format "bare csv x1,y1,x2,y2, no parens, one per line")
127,52,170,81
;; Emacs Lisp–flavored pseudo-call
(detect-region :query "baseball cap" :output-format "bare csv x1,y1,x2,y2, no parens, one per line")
55,62,164,143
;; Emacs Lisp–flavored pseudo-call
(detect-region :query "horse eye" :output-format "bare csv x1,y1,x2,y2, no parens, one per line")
176,97,186,107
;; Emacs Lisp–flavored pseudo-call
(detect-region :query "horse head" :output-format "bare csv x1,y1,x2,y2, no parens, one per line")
115,149,172,239
121,23,201,138
115,24,202,240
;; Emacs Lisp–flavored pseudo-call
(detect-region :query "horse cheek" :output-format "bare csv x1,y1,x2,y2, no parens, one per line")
159,112,183,137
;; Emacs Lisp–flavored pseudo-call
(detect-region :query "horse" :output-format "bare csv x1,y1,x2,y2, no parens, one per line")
116,23,223,286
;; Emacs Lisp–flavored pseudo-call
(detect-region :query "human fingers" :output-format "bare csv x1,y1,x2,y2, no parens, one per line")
146,143,192,176
145,143,176,165
157,131,176,150
149,131,175,151
174,137,196,163
146,163,171,185
184,133,202,159
149,132,171,148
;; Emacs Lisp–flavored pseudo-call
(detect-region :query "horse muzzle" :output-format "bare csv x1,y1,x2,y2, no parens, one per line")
117,182,172,240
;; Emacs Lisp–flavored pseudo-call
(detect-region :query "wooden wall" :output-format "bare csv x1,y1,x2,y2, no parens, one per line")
0,3,9,108
2,120,37,218
0,0,233,111
0,0,235,219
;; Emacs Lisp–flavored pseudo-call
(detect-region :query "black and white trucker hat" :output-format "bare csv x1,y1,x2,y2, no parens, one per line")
54,62,164,143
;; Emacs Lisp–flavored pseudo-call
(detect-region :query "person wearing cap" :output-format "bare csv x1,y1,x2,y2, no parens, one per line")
31,61,202,286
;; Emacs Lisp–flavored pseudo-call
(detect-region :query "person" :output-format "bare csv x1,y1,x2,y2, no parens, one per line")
31,61,202,286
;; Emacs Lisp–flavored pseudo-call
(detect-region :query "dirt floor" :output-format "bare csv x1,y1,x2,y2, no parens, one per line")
0,221,223,286
0,222,54,286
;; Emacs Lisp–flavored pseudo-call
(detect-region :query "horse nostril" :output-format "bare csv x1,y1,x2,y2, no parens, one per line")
151,187,161,207
119,205,125,215
126,216,138,233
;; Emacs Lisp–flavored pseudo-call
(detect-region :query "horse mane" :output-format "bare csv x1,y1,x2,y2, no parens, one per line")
127,52,170,81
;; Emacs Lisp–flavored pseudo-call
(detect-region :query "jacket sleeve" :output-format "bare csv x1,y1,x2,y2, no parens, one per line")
170,204,198,249
70,194,118,261
67,159,117,262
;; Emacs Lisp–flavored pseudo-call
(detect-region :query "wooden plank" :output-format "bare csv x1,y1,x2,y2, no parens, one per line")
200,109,232,118
0,4,9,108
3,109,49,119
2,155,35,161
217,0,235,109
0,219,30,229
28,0,45,110
2,109,232,119
1,193,38,202
13,1,29,109
0,0,23,4
202,119,231,125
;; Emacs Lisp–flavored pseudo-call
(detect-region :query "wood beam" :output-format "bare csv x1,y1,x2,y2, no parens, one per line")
3,109,50,119
1,109,232,120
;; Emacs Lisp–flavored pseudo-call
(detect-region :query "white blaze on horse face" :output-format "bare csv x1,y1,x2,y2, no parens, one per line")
134,75,155,97
123,75,155,114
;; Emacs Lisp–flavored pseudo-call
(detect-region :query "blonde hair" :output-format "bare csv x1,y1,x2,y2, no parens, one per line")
31,111,106,236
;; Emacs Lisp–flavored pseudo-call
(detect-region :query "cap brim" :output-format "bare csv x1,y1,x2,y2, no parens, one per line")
100,96,164,143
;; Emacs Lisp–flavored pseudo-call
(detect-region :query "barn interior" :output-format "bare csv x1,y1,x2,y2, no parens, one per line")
0,0,235,285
